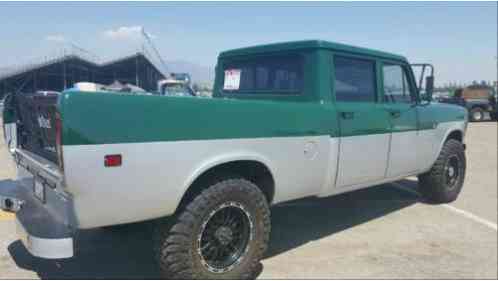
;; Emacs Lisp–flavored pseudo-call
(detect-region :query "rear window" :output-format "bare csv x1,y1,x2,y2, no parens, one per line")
222,55,303,94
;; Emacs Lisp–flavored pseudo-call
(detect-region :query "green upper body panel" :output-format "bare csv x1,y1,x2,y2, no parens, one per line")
59,90,337,146
2,94,16,123
2,105,15,124
417,101,467,130
58,90,466,146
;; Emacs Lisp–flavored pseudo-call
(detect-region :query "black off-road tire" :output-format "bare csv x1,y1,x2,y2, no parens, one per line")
469,107,484,122
418,139,466,203
102,220,155,233
153,178,271,279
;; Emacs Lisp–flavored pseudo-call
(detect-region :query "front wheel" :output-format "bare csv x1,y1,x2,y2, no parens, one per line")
154,178,270,279
418,139,466,203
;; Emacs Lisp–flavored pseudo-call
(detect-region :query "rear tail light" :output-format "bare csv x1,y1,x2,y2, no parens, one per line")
104,154,122,167
55,111,64,170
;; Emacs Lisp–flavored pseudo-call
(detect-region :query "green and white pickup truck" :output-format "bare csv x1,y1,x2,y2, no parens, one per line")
1,40,467,279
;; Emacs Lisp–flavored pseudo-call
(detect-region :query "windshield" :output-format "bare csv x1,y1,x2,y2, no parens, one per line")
162,83,194,97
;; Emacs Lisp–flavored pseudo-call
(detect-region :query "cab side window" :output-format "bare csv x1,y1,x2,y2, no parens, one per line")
333,56,377,102
222,55,303,94
382,64,415,103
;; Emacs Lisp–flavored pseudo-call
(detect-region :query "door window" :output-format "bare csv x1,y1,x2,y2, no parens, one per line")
382,64,415,103
333,56,377,102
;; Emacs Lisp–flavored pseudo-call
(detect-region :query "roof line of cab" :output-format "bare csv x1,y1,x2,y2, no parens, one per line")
218,40,407,62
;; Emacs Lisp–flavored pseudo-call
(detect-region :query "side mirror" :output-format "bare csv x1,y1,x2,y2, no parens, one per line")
411,63,434,103
424,76,434,101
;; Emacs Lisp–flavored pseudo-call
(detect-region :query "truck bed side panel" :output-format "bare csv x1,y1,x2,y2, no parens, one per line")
59,91,338,228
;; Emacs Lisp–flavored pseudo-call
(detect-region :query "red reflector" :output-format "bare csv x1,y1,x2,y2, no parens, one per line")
104,154,122,167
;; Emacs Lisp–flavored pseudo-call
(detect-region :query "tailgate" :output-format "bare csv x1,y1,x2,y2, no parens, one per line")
15,91,60,165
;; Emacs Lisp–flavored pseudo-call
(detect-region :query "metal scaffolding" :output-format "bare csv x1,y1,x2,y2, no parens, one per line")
0,45,166,98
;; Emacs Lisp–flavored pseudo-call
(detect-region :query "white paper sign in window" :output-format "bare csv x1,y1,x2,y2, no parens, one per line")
223,69,241,91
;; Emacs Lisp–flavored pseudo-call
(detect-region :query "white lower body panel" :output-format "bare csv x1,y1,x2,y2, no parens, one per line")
335,133,390,188
3,122,17,153
387,130,420,178
53,120,466,229
62,136,332,228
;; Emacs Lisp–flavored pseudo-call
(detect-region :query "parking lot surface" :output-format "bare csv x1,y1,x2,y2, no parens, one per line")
0,121,496,279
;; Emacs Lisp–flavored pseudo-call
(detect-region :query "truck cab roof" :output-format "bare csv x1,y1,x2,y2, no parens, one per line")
219,40,407,62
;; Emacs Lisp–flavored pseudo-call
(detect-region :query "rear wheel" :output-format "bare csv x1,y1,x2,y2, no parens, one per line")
418,139,466,203
154,178,270,279
469,107,484,122
102,221,154,233
490,111,497,121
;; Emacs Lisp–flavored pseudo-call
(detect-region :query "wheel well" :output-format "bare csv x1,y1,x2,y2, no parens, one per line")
176,160,275,213
446,130,463,143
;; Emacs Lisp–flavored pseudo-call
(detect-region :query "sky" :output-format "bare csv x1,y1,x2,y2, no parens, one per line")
0,1,496,85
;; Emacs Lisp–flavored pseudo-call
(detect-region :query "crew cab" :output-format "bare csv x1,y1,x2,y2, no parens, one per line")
1,40,468,279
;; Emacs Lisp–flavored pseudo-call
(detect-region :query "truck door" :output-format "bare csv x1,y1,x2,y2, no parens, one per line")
332,55,391,188
381,62,419,177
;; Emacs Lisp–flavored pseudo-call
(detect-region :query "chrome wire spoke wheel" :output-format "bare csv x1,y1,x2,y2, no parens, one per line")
197,201,253,274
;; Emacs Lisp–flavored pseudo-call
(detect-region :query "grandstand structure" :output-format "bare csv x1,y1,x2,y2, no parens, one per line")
0,45,165,99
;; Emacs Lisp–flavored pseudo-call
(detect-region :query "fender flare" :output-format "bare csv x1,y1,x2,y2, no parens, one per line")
172,151,276,211
431,125,465,167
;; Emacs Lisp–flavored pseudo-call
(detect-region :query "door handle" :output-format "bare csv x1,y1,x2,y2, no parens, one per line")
340,112,354,119
387,109,401,118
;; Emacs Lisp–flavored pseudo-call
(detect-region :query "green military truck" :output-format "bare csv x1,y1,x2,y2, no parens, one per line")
1,40,468,279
